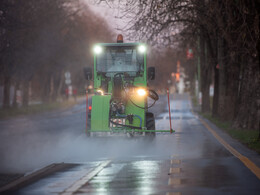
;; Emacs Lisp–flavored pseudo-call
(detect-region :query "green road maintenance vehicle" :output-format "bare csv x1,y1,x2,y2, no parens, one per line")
84,35,171,137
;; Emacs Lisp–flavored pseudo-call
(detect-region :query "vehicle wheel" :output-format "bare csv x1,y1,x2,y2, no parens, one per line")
86,114,91,137
146,112,156,138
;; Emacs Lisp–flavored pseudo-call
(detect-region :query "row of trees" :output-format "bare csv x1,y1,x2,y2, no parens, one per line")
0,0,114,108
1,0,259,130
123,0,259,130
146,49,186,92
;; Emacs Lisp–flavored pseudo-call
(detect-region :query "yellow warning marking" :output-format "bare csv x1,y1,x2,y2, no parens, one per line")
166,192,182,195
189,98,260,180
170,167,181,174
168,178,181,185
171,159,181,164
199,119,260,180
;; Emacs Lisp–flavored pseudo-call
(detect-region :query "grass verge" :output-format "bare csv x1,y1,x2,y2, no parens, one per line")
0,100,77,119
201,112,260,154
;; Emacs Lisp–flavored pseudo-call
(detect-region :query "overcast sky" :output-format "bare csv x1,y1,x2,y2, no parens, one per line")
87,1,124,32
86,0,133,41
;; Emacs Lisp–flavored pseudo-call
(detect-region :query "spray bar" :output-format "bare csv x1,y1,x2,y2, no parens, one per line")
87,129,174,133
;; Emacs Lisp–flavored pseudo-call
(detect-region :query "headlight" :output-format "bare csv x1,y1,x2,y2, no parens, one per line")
138,45,146,53
137,88,147,96
93,45,102,54
96,89,104,95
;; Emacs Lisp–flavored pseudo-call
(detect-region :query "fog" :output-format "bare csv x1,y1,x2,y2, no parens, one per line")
0,95,189,174
0,126,177,174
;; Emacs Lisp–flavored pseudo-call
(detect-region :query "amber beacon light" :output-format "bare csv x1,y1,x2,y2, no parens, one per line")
117,34,123,43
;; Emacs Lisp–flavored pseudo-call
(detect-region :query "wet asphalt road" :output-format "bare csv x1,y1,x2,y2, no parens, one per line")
1,94,260,194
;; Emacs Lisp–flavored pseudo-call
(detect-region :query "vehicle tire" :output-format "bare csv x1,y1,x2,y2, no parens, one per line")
146,112,156,138
86,113,91,137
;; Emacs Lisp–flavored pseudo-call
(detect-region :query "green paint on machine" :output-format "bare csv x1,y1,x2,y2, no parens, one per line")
84,35,173,136
91,95,111,131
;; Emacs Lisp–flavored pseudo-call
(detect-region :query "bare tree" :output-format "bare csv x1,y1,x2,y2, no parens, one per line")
99,0,259,130
0,0,114,107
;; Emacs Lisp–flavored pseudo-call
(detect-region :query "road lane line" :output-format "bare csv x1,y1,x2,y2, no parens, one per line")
60,160,111,195
171,159,181,164
170,167,181,174
168,178,181,185
199,118,260,180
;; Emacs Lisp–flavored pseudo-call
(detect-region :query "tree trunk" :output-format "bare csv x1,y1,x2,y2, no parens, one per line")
232,55,259,130
42,74,51,103
51,70,63,102
217,37,227,119
212,63,219,117
206,32,219,117
223,57,240,121
200,33,211,113
57,70,64,99
189,76,195,96
3,75,11,108
22,79,29,107
189,59,196,96
232,0,260,131
12,79,19,108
